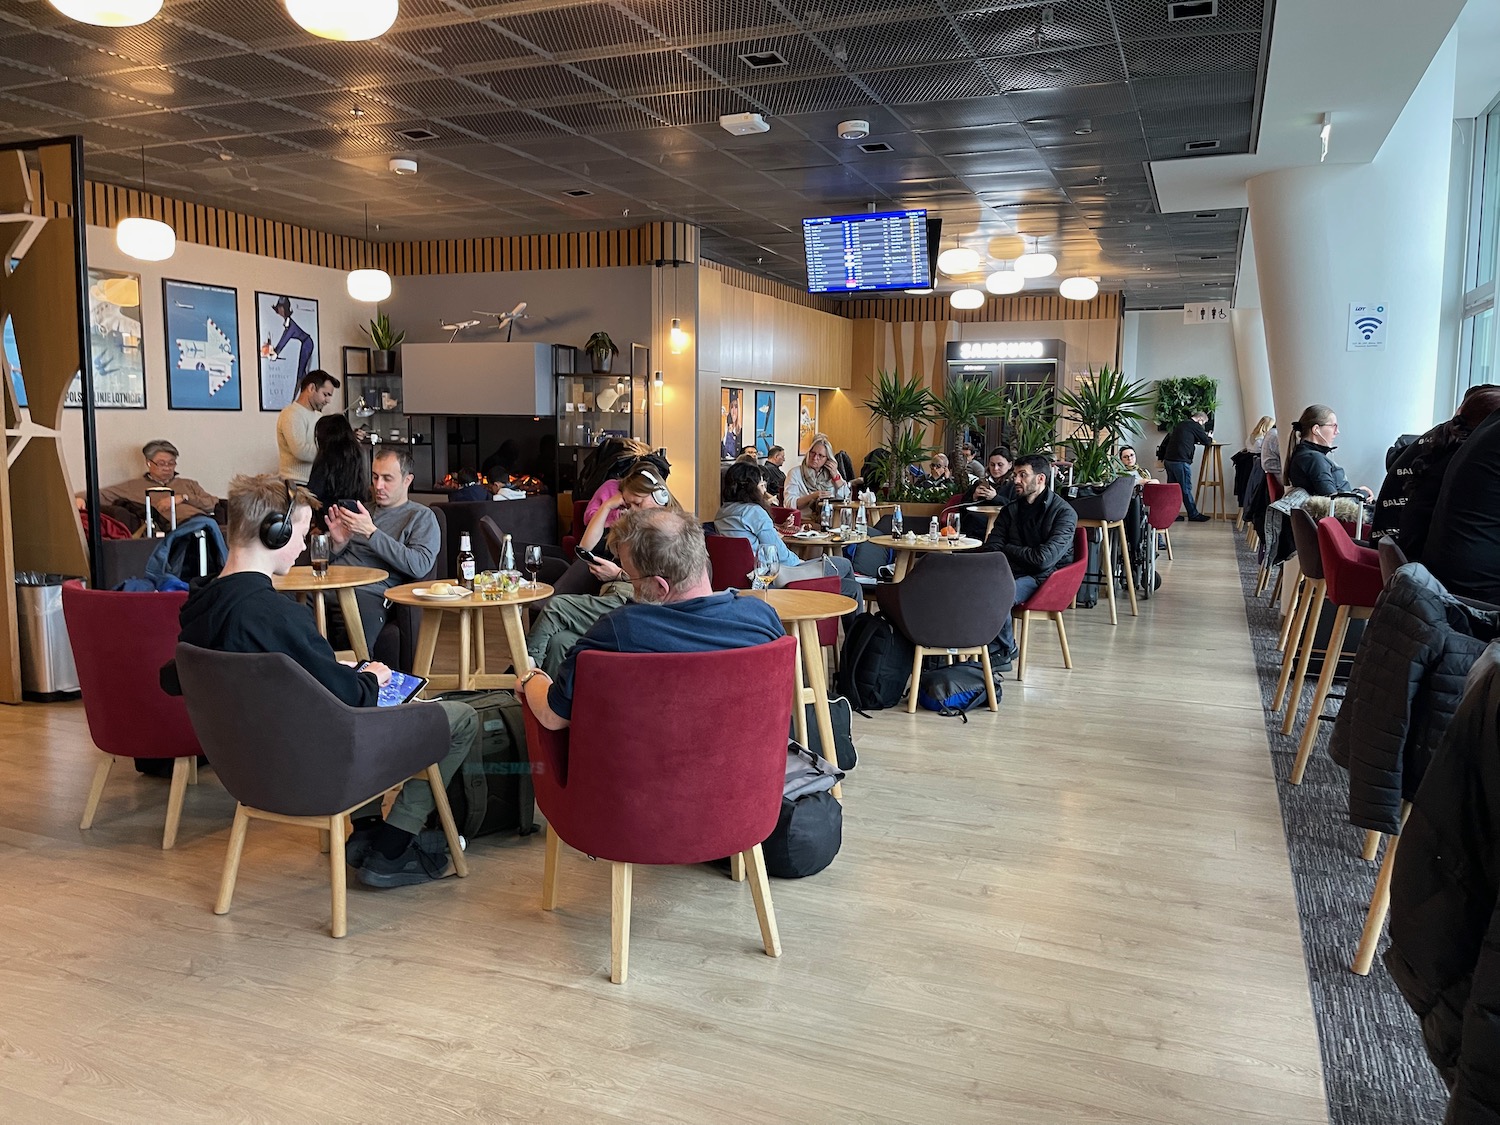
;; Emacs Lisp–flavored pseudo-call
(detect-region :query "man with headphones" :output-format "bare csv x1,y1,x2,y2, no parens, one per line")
175,474,478,889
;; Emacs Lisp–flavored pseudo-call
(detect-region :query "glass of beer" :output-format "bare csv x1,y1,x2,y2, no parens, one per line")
310,534,330,578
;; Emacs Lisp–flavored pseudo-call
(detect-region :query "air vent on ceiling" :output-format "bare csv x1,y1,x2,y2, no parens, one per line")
1203,281,1230,287
738,50,788,70
1199,254,1220,260
1194,211,1220,219
1184,139,1220,152
398,127,440,142
858,141,893,153
564,189,593,197
1167,0,1217,20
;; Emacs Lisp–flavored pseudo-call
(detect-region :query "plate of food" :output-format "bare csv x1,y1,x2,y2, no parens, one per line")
413,582,468,600
792,529,827,539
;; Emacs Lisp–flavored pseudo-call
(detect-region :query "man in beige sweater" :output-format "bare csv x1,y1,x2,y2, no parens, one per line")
78,439,217,527
277,369,338,483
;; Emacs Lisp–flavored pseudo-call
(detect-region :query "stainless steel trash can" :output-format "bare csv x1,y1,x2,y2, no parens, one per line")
15,572,80,699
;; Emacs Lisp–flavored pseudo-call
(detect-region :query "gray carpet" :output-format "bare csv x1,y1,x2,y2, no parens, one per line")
1233,535,1447,1125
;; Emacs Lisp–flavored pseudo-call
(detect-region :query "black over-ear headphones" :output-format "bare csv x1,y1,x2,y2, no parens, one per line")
260,482,298,550
636,468,671,507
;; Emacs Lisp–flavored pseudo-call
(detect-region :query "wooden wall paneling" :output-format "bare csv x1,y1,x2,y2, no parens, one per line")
750,292,774,382
697,267,721,373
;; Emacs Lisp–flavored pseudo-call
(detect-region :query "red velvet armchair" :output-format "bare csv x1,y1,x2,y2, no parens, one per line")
1141,482,1182,560
705,533,757,591
61,582,202,849
521,637,797,983
560,498,588,560
1011,528,1089,681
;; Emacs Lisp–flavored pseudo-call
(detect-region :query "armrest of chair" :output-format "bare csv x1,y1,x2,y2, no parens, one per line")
520,695,570,789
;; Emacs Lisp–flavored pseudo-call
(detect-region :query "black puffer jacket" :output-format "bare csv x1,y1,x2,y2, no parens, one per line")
1329,565,1500,834
1385,643,1500,1123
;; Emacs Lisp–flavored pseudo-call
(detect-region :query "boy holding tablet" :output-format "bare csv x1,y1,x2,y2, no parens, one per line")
176,473,478,889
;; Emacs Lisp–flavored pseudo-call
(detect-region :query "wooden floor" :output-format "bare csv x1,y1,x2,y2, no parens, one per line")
0,522,1327,1125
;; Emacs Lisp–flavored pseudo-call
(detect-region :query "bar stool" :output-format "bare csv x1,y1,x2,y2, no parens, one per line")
1194,442,1227,521
1288,517,1383,786
1273,509,1326,720
1069,475,1137,626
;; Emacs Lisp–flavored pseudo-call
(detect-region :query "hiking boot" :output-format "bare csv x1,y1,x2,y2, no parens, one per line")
355,831,466,887
348,826,463,870
1188,513,1212,523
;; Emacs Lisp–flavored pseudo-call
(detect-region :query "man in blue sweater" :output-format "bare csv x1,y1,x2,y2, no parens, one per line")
520,507,785,729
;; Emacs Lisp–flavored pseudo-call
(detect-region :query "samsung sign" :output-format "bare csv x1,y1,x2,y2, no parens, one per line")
951,341,1046,360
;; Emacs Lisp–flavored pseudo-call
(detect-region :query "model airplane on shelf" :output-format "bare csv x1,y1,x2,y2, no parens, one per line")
440,318,480,342
475,301,529,341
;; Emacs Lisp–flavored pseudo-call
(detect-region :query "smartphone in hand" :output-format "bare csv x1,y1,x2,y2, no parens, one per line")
575,546,600,564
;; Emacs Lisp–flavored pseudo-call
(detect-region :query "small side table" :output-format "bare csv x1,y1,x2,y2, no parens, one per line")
384,581,553,691
272,565,389,662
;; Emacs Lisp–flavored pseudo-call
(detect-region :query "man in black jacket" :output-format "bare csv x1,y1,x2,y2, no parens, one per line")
177,474,478,890
981,455,1078,661
1158,411,1214,522
1425,409,1500,605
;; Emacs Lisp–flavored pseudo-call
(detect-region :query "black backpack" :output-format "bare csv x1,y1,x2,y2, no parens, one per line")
428,690,536,838
836,612,915,713
917,663,994,720
792,695,857,770
761,743,843,878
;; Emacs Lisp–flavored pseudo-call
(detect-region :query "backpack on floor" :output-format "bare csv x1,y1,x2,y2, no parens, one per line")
429,690,536,838
761,742,844,878
836,612,915,714
1074,527,1103,609
847,514,895,577
917,663,993,719
791,694,857,770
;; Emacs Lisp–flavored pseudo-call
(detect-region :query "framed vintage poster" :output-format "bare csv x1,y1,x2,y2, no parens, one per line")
798,392,818,455
720,386,743,460
754,389,775,455
65,269,146,409
256,291,319,411
164,279,241,410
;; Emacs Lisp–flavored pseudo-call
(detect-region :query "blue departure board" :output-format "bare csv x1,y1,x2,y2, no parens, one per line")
803,209,931,293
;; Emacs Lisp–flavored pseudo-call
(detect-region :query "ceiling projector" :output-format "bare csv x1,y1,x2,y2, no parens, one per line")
719,112,770,136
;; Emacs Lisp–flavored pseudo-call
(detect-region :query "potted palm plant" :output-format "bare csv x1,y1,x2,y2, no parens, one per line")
1057,364,1153,485
934,375,1006,473
1003,381,1057,457
361,312,405,374
584,331,618,374
862,369,935,506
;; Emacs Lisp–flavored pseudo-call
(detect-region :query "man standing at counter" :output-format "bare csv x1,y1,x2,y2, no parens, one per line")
277,369,338,483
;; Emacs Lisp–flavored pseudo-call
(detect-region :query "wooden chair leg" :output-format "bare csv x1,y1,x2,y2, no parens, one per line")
162,756,192,850
329,813,348,939
1015,612,1031,681
1273,580,1315,713
729,853,746,881
1052,612,1073,670
1360,828,1382,862
610,861,633,984
1291,605,1349,785
1352,803,1410,975
188,757,198,785
1270,568,1283,604
1099,527,1118,625
1115,523,1137,617
541,822,561,910
80,753,113,830
977,647,998,711
1164,528,1174,560
1280,592,1326,736
1255,562,1269,595
906,645,924,713
427,763,469,877
214,805,251,916
1277,575,1306,653
743,843,781,958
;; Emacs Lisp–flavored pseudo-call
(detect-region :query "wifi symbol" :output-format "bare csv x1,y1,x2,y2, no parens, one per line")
1354,315,1383,341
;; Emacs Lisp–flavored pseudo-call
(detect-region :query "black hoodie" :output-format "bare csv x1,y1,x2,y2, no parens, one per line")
176,571,378,708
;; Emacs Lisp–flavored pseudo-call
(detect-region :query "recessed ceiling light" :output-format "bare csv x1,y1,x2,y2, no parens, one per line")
564,189,593,197
1184,139,1220,152
1167,0,1218,20
1194,211,1220,219
398,127,441,141
857,141,892,153
128,75,175,95
738,50,788,70
1074,118,1093,135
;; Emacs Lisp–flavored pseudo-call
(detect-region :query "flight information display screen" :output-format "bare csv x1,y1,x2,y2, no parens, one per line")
803,209,931,293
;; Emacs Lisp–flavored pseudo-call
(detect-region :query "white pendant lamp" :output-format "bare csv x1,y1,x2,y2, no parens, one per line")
1059,276,1100,301
985,269,1024,294
48,0,161,26
669,317,689,354
347,205,392,302
950,288,985,310
936,246,981,276
284,0,399,41
1014,249,1057,279
115,147,175,262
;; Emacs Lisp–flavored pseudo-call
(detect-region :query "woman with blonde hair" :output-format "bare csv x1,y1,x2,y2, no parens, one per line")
783,433,850,515
1245,415,1274,453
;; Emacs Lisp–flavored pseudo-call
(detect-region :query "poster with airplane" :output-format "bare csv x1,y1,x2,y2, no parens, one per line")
65,269,146,409
164,278,241,411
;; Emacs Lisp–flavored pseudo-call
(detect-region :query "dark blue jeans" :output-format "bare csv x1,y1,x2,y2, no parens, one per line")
1164,460,1201,518
995,574,1041,653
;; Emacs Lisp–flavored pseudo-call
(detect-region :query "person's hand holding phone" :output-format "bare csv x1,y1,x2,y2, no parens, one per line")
331,500,376,539
975,481,996,501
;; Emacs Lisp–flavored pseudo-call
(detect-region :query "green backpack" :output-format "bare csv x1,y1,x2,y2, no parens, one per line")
430,690,536,838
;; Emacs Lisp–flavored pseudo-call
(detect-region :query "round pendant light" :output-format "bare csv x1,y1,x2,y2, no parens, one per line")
1014,251,1057,279
1059,276,1100,301
950,288,985,310
48,0,161,26
284,0,399,41
985,270,1024,295
936,246,981,276
115,216,176,262
347,268,392,303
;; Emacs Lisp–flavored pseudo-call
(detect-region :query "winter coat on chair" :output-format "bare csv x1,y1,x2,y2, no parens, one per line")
1328,564,1500,835
1385,643,1500,1123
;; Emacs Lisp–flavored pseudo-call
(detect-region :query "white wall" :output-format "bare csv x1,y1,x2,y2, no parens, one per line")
1125,309,1246,456
62,227,366,497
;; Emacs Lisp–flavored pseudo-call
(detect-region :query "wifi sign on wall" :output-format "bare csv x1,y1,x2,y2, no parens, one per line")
1347,302,1389,352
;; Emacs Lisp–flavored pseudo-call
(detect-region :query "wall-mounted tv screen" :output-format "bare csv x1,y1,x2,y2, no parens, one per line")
803,208,931,294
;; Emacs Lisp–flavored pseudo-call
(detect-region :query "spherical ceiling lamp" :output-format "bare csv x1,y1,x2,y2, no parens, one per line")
115,216,176,262
347,268,392,303
284,0,399,41
936,246,981,276
950,288,985,310
1059,276,1100,301
1014,250,1057,279
985,269,1024,295
47,0,161,26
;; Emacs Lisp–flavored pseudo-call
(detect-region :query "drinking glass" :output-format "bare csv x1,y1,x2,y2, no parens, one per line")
945,513,962,541
752,544,779,590
839,508,854,536
310,533,330,578
524,545,543,588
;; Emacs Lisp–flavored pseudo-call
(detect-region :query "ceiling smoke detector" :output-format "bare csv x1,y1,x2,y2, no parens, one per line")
719,112,770,136
388,156,418,176
837,119,870,140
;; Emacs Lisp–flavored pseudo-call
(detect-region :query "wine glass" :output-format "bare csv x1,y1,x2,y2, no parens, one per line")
945,512,962,541
524,544,542,588
752,544,779,590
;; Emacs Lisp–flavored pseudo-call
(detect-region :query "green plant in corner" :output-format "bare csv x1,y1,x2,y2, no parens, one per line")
1002,380,1057,458
934,374,1006,470
360,312,404,352
1058,363,1153,485
1154,375,1219,431
584,331,618,366
862,369,935,502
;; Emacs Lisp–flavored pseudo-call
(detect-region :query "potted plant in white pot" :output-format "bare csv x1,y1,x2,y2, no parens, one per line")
361,312,404,374
584,331,618,375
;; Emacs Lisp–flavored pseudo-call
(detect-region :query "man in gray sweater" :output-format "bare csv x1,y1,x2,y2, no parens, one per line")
327,446,440,651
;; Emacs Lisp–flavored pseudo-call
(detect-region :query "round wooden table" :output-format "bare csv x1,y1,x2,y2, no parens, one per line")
745,586,856,800
963,505,1004,539
779,529,853,558
865,533,982,581
384,581,554,691
272,565,388,661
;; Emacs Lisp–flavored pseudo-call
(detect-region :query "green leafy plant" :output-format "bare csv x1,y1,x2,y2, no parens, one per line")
1154,375,1220,431
1002,380,1057,458
1058,364,1153,485
933,375,1006,469
360,312,404,351
584,331,618,362
862,369,936,502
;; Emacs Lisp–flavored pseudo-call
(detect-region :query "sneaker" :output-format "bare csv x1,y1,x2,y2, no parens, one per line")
356,832,466,888
876,564,897,582
1188,513,1212,523
346,826,464,870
